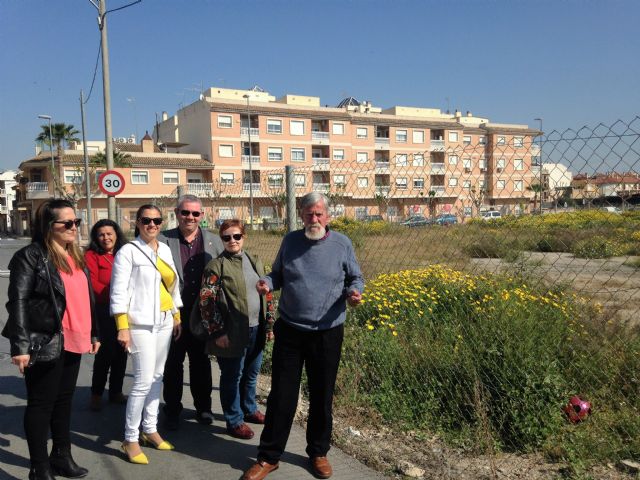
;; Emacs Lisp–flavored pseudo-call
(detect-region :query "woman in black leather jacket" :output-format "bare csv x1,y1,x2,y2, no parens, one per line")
3,200,100,480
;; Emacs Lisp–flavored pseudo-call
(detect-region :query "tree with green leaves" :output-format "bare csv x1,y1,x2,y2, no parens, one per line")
91,150,132,168
35,123,80,157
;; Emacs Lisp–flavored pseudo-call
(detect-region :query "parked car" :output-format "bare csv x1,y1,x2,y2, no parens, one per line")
434,214,458,226
600,206,622,214
401,215,432,227
481,211,502,221
363,214,384,222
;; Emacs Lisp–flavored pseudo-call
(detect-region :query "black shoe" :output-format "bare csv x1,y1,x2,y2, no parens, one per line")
164,414,180,431
50,447,89,478
196,411,214,425
29,465,56,480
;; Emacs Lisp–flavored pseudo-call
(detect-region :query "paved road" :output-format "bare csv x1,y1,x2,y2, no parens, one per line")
0,238,386,480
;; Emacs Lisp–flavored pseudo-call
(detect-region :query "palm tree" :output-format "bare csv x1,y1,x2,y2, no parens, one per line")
35,123,80,157
91,150,132,168
527,183,544,213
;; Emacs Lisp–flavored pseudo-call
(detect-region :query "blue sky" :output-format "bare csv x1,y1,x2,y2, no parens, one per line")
1,0,639,171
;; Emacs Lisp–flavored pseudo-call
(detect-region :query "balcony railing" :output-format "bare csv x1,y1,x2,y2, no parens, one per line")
430,139,445,151
240,127,260,137
186,183,214,195
312,158,330,169
430,163,446,174
26,182,49,192
0,206,8,214
242,183,261,192
375,136,390,144
312,183,330,193
241,155,261,165
428,186,446,196
312,131,330,141
375,162,391,171
375,185,391,195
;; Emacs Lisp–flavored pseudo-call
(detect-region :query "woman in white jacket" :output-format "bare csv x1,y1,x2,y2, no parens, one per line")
110,204,182,465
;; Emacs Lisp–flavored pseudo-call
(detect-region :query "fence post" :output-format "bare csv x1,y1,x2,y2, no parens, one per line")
285,165,296,232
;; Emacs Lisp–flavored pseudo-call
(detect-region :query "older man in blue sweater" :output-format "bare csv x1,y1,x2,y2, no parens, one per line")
242,192,364,480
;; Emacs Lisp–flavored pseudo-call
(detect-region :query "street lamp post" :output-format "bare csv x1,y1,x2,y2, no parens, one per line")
243,94,255,229
534,118,543,213
38,114,56,198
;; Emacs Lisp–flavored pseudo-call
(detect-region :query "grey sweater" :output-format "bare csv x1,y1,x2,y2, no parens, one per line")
262,228,364,331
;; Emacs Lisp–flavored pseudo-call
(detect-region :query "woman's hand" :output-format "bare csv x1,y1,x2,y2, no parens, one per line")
12,355,30,374
173,321,182,341
214,334,230,349
90,341,101,354
256,280,271,295
118,329,131,352
266,332,275,342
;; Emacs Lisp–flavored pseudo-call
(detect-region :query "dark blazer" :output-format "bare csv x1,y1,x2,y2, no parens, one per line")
2,242,99,357
158,227,224,296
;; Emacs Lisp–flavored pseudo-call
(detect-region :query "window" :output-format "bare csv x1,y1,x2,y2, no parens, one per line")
356,127,368,139
333,149,345,161
413,130,425,144
448,131,459,142
395,177,407,189
514,158,524,171
514,136,524,147
220,173,235,185
463,135,471,146
497,158,506,169
163,171,179,184
94,170,105,183
268,174,284,188
333,174,346,186
332,122,345,135
464,206,472,217
290,120,305,136
479,136,486,145
356,152,368,163
218,115,232,128
396,129,408,143
294,174,306,186
267,119,282,134
260,206,275,218
291,148,306,162
396,154,408,167
497,136,506,145
479,180,486,190
357,177,369,188
268,147,283,161
449,155,458,166
514,180,523,191
414,177,424,188
413,154,424,166
449,177,458,187
64,169,82,184
463,180,471,189
463,158,472,170
479,159,487,171
131,170,149,184
497,179,506,190
218,207,235,220
218,144,234,157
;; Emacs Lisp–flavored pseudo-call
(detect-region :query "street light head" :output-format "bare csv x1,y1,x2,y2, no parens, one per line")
38,114,52,120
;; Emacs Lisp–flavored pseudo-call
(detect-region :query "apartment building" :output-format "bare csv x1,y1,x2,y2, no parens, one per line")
156,86,540,220
0,169,17,233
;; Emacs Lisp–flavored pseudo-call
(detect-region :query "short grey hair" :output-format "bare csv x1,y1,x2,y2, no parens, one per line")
177,194,202,209
299,192,330,211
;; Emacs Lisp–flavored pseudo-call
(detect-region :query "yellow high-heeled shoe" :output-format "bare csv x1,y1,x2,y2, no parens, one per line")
121,442,149,465
140,432,174,451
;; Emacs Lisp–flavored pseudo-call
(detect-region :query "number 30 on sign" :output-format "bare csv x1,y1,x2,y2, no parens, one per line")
98,170,126,196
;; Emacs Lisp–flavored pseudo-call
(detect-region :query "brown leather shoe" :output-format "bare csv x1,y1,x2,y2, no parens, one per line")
310,456,333,479
227,423,255,440
244,410,266,424
241,460,279,480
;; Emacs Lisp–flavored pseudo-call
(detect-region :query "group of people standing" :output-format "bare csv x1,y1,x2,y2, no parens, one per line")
4,192,364,480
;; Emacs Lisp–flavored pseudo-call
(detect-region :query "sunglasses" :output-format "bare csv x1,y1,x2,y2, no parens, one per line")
139,217,163,226
221,233,243,242
180,210,202,218
53,219,82,229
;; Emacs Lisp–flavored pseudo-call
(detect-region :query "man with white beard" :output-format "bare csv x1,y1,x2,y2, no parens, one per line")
242,192,364,480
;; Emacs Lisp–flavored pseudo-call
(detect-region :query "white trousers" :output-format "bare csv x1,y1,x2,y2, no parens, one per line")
124,312,173,442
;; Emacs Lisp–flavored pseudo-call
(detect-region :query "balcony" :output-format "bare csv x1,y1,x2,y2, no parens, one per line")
26,182,51,200
375,161,390,173
430,163,446,174
241,155,261,165
186,183,214,195
430,139,445,152
312,158,330,170
240,127,260,139
312,131,329,141
242,183,261,192
428,186,446,196
375,137,390,149
0,206,8,214
375,185,391,195
312,183,330,193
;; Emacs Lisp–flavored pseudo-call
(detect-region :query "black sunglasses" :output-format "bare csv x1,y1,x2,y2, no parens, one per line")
140,217,163,226
180,210,202,218
221,233,243,242
53,219,82,229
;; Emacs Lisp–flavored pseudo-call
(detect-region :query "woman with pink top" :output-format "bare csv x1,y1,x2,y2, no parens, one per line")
3,199,100,480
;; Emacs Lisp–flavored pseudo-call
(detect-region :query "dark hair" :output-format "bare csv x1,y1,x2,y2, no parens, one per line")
32,199,85,273
88,219,126,254
134,204,162,237
218,219,245,237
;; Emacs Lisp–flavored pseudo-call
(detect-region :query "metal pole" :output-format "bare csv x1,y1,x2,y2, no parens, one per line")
285,165,296,232
80,89,92,227
244,95,255,229
47,119,55,198
535,118,543,214
98,0,116,220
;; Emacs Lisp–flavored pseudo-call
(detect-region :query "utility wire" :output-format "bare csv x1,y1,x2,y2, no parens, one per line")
84,40,102,104
105,0,142,16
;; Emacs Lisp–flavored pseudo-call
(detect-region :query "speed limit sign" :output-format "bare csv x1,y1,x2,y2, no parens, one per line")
98,170,126,196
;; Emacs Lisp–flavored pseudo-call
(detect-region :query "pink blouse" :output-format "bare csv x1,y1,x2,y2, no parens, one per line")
59,256,92,354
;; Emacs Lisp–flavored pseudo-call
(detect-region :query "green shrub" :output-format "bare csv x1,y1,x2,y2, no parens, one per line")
573,236,625,259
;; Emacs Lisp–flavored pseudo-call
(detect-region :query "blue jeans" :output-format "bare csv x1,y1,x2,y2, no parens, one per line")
216,326,263,429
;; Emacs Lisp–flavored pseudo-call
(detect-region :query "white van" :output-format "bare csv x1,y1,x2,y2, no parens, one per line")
601,206,622,214
482,211,502,221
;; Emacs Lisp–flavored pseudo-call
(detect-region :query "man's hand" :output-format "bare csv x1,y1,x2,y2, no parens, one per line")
12,355,30,374
256,279,271,295
90,341,101,354
347,290,362,307
215,334,230,349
